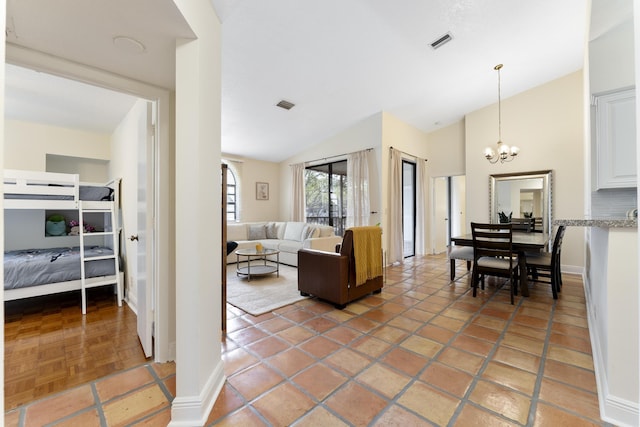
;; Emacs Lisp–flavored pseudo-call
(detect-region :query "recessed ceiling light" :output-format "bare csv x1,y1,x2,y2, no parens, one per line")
113,36,146,54
276,100,295,110
430,32,453,49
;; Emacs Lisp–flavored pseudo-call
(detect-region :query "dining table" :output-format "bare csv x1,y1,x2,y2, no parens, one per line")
450,231,550,297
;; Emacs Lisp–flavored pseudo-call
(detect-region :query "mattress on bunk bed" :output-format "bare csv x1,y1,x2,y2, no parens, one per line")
4,185,114,201
4,246,116,290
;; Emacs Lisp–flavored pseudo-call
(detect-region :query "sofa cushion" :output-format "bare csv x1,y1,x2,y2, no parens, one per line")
317,225,335,237
248,224,266,240
278,240,303,253
283,222,306,241
227,223,248,241
266,222,278,239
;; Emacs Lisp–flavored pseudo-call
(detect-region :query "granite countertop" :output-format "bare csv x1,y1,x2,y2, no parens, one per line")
553,218,637,228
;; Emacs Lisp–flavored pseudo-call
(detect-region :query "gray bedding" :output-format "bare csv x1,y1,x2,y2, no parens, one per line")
5,185,114,201
4,246,116,290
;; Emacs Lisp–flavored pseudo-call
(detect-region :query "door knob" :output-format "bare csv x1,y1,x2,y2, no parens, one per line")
129,235,139,241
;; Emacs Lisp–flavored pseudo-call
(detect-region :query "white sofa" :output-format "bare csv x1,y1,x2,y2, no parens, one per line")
226,221,343,267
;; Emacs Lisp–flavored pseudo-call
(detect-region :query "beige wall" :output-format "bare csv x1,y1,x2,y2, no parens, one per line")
223,156,281,222
5,119,111,171
465,70,585,269
426,119,466,178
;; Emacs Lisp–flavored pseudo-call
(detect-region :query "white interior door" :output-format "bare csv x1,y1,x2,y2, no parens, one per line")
136,101,154,358
433,177,449,254
450,176,466,237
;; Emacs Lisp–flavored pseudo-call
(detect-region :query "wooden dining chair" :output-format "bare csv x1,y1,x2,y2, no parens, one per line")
525,225,566,299
470,222,519,304
448,245,474,281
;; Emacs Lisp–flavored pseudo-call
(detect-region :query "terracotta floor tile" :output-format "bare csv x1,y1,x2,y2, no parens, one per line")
538,378,602,421
102,384,169,427
397,380,460,425
323,326,363,345
227,326,269,346
293,406,350,427
267,347,315,376
303,316,340,333
222,348,259,376
372,404,436,426
430,315,466,332
53,408,102,427
512,313,550,329
533,401,602,427
546,345,594,370
133,408,172,426
95,365,154,402
543,359,597,392
437,347,485,375
206,382,245,424
324,348,372,376
554,313,589,329
506,322,548,341
472,315,508,331
452,334,494,356
463,323,502,342
326,382,388,426
401,307,437,323
419,361,474,398
292,363,347,400
213,406,268,426
345,316,381,333
280,308,316,323
469,380,531,425
454,402,519,427
502,332,545,356
276,325,316,345
356,364,412,399
370,324,409,344
257,316,296,333
380,347,429,376
400,335,444,358
24,385,95,426
550,322,590,340
246,336,290,358
299,336,342,359
416,324,456,343
549,332,592,354
350,335,392,358
482,361,537,395
252,382,315,426
151,361,176,379
492,346,541,374
4,410,20,427
227,363,284,401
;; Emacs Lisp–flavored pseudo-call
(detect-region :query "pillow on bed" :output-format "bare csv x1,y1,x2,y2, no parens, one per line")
248,224,267,240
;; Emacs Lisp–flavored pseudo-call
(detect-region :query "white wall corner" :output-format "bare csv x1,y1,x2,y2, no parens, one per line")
168,363,225,427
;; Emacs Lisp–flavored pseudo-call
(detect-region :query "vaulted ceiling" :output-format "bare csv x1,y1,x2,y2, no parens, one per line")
6,0,601,162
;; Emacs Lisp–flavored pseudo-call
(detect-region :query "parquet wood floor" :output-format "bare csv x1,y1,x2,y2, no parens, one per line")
4,287,149,410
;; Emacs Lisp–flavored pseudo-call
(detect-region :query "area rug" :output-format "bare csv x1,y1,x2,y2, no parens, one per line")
226,263,308,316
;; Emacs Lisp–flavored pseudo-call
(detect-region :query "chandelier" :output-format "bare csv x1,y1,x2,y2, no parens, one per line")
484,64,519,163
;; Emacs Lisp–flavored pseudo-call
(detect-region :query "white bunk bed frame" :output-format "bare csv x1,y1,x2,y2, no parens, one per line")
3,169,123,313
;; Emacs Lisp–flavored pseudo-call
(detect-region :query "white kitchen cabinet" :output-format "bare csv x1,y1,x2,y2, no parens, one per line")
595,87,637,189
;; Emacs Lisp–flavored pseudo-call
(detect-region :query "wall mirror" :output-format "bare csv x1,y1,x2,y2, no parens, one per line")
489,170,552,235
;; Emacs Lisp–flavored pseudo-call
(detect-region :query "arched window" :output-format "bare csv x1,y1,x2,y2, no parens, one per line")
226,167,237,221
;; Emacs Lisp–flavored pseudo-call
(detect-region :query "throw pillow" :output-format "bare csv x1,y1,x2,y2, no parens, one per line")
301,225,318,241
283,222,306,241
247,224,267,240
266,222,278,239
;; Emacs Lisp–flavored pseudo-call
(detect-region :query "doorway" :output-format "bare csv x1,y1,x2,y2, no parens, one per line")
3,60,167,407
402,160,416,258
432,175,466,254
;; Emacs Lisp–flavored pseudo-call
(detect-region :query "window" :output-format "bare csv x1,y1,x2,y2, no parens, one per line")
226,167,237,221
305,160,347,236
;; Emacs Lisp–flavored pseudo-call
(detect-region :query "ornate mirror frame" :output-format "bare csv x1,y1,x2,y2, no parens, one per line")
489,170,553,235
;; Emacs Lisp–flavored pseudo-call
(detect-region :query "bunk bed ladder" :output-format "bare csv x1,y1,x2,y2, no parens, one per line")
78,201,122,314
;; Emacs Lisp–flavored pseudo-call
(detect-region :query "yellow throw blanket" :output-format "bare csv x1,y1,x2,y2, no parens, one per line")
348,226,383,286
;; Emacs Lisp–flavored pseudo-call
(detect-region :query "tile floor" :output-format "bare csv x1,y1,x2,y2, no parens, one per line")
5,254,615,426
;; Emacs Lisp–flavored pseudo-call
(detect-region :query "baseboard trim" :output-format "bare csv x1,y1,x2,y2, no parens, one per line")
168,361,225,426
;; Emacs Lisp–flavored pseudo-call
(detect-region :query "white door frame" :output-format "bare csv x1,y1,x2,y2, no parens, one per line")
6,44,174,361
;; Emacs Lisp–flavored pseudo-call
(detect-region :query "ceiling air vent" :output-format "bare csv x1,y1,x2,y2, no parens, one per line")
276,100,295,110
430,32,453,49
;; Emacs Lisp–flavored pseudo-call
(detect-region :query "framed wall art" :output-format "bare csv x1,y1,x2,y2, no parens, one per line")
256,182,269,200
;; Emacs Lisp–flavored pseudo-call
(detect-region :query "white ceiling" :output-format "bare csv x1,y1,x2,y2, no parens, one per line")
5,0,598,162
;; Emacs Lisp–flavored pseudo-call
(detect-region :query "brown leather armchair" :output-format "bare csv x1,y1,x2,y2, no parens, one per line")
297,227,383,309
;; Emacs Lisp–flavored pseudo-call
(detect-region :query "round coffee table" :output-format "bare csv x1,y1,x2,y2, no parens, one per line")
235,248,280,281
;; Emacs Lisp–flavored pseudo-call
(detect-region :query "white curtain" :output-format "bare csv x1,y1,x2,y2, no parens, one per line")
388,147,403,264
346,150,370,227
415,158,427,255
290,163,306,221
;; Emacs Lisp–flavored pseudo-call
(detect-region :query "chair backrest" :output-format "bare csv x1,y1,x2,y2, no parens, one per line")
511,217,534,232
550,225,566,267
470,222,514,263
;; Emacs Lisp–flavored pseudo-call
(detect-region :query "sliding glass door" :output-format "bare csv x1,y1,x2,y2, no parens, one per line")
305,160,347,236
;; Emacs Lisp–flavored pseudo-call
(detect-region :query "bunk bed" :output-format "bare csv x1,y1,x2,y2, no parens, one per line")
3,169,123,314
